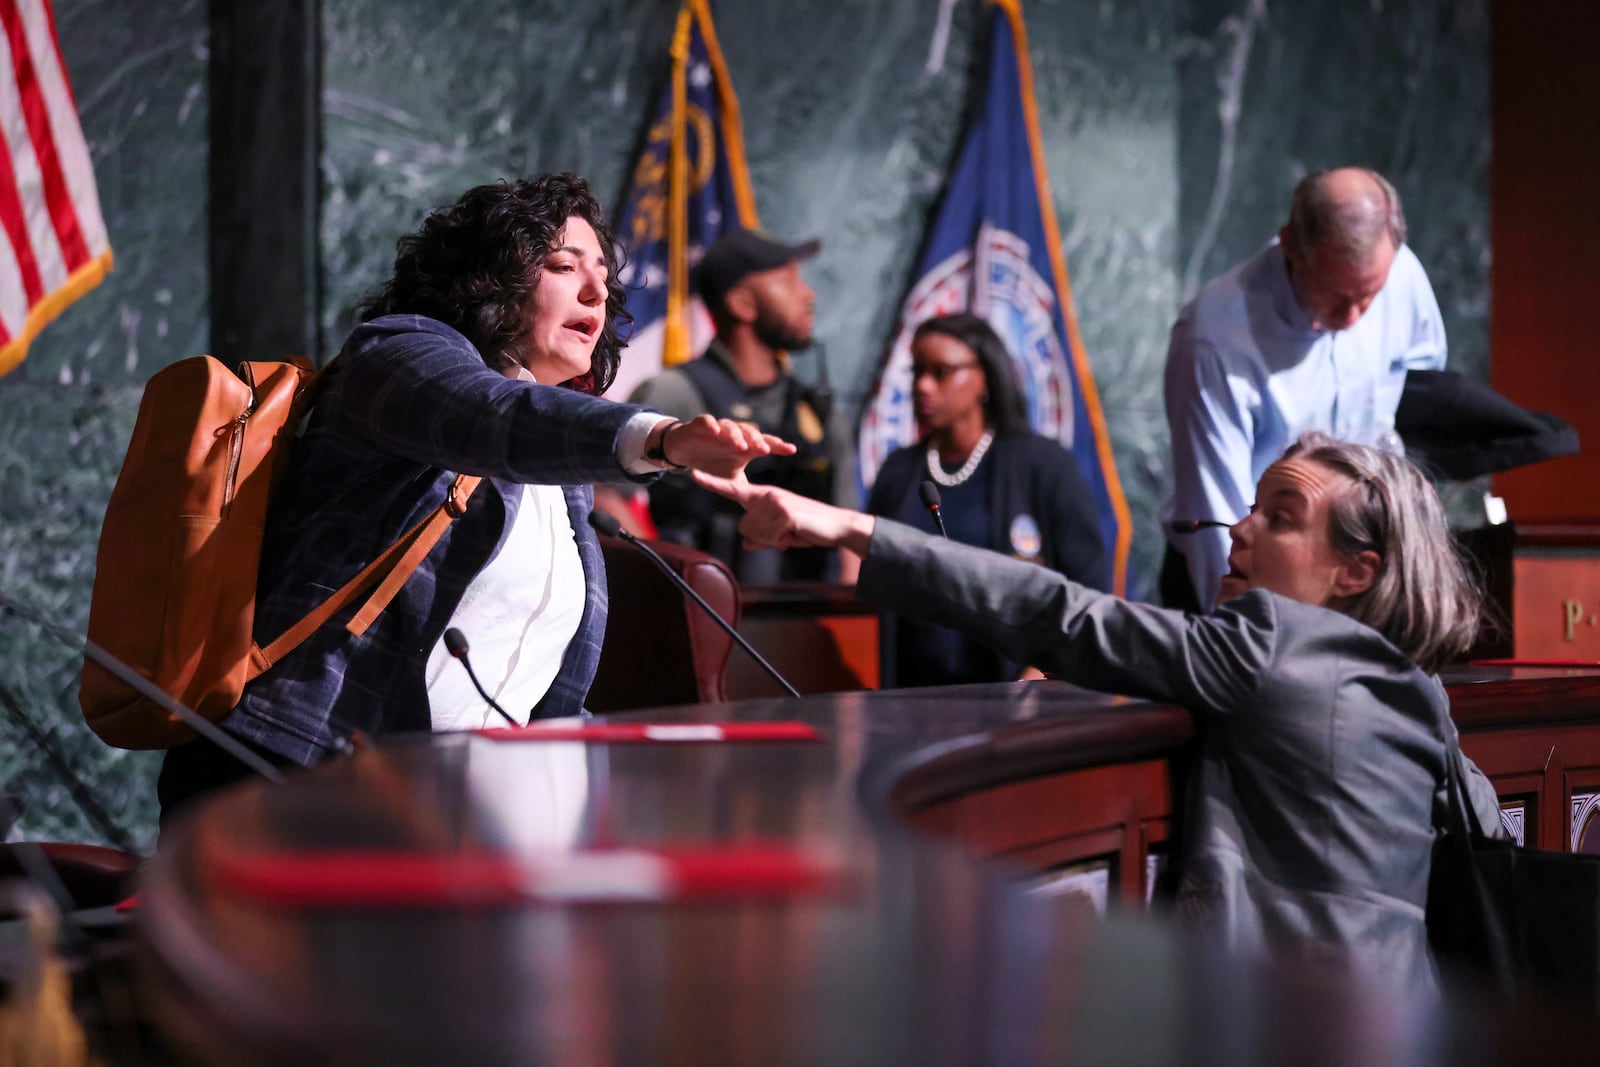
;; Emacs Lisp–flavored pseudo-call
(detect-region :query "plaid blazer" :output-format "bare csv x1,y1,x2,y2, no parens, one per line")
227,315,656,766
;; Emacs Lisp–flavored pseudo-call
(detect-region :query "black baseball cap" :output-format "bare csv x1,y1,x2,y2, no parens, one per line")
691,227,821,309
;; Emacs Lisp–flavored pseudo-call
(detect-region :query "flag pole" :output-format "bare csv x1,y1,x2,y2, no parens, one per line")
688,0,758,229
663,4,694,368
986,0,1132,594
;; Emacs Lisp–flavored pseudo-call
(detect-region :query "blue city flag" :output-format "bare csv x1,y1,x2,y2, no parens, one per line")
606,0,758,402
857,0,1131,593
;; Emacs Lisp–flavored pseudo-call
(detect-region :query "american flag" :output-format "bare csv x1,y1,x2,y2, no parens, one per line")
0,0,110,377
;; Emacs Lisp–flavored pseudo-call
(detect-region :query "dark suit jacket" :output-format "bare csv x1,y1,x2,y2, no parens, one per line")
228,315,657,765
858,519,1502,989
867,432,1107,686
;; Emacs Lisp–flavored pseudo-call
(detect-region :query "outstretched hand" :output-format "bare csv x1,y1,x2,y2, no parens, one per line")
662,415,796,478
692,470,876,557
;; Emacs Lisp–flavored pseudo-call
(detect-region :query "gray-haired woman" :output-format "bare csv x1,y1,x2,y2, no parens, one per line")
696,431,1504,990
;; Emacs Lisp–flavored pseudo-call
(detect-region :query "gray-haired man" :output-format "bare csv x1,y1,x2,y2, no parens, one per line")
1160,167,1447,611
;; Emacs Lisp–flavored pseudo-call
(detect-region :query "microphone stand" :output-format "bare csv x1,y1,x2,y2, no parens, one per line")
807,341,834,425
442,628,519,728
586,512,801,698
0,681,139,855
919,480,949,538
1168,519,1232,534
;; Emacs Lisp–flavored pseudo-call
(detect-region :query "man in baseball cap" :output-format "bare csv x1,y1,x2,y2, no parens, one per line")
689,228,821,325
631,227,858,583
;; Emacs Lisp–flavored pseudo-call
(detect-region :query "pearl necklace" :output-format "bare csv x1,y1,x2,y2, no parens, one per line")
925,430,994,488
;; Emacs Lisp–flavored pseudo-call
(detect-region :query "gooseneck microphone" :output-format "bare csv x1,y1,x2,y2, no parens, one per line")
0,681,138,855
808,340,834,425
586,510,802,699
0,792,85,945
918,480,949,538
0,696,128,948
0,588,285,785
442,628,518,728
1168,519,1233,534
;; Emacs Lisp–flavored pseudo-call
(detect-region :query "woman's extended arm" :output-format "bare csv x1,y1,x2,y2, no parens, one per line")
693,470,877,556
646,416,795,478
325,318,791,485
694,470,1271,714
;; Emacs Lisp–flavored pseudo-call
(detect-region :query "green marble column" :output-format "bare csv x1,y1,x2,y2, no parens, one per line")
0,1,208,850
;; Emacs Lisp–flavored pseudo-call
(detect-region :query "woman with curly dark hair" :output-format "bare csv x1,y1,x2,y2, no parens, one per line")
356,173,633,394
157,173,790,820
866,313,1106,687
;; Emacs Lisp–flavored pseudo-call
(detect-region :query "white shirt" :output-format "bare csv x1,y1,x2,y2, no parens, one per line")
1161,241,1446,607
425,482,588,729
426,368,671,729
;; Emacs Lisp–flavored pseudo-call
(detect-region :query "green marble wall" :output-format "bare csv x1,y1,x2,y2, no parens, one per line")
1177,0,1490,373
0,0,1488,848
322,0,1187,585
0,1,207,850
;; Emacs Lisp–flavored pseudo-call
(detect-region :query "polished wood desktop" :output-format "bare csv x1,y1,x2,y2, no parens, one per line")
133,668,1600,1064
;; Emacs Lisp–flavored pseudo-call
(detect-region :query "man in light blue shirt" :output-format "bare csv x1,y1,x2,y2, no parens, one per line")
1160,167,1446,610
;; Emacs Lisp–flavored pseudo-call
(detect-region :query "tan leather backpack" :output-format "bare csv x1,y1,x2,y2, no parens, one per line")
79,355,478,749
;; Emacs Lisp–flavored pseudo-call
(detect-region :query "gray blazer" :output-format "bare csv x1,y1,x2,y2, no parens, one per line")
858,520,1503,989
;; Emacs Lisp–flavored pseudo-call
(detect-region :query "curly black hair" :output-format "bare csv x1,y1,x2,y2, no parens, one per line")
358,172,630,394
912,313,1032,436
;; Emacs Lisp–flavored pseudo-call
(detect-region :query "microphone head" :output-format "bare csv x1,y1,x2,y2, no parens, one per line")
586,509,623,537
443,627,470,659
918,480,942,511
1169,519,1231,534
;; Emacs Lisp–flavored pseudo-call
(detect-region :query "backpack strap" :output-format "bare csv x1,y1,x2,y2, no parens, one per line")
341,474,482,638
249,473,483,677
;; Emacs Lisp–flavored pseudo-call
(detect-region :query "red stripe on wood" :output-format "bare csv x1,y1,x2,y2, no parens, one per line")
474,722,823,743
208,845,844,909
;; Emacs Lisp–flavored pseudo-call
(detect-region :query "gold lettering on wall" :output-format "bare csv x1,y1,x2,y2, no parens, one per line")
1565,599,1584,642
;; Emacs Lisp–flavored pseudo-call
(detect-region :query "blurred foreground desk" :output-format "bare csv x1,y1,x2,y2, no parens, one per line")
134,671,1600,1064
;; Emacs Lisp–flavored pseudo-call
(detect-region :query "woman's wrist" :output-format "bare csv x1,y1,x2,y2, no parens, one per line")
841,513,876,558
645,419,687,471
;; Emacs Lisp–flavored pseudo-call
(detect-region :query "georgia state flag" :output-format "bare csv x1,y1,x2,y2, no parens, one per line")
605,0,758,403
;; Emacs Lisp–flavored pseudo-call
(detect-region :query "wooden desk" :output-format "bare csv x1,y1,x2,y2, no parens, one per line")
896,667,1600,874
1507,521,1600,660
729,583,880,697
1448,664,1600,850
1456,520,1600,661
133,671,1600,1063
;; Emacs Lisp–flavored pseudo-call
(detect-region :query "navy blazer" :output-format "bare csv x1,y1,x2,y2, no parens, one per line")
867,432,1108,686
859,519,1503,990
227,315,656,765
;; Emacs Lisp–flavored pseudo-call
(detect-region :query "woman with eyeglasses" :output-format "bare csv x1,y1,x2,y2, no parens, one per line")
865,313,1106,687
